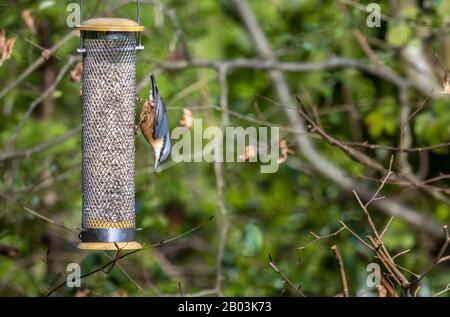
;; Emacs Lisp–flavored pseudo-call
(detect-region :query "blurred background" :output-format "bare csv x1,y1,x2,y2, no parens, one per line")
1,0,450,297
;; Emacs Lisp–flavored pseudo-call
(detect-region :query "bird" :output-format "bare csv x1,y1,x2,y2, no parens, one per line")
138,74,171,170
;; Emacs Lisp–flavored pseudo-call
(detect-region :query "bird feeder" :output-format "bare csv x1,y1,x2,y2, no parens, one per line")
76,1,144,250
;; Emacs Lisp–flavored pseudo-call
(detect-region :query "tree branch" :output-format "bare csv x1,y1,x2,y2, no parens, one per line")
331,245,350,297
230,0,443,239
0,126,81,162
0,31,77,99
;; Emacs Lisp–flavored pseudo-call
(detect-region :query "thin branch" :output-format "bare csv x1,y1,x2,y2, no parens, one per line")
353,159,412,290
23,206,78,235
297,101,444,235
297,227,346,251
331,245,350,297
0,31,77,99
45,216,214,297
268,254,305,297
380,217,395,239
408,225,450,288
0,244,19,257
339,221,375,251
434,284,450,297
0,126,81,162
143,14,445,236
391,249,411,261
212,67,231,296
5,56,78,147
341,140,450,153
147,56,407,87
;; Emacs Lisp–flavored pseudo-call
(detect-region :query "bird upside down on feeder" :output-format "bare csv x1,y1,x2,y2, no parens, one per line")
137,74,172,170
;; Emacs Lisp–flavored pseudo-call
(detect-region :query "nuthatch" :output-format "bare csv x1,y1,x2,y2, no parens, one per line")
138,74,171,170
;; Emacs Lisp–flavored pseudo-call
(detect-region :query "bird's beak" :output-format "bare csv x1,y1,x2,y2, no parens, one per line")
154,160,159,171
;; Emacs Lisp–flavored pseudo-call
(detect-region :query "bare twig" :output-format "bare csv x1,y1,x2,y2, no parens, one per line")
298,101,444,235
212,66,230,296
339,221,374,251
268,254,305,297
391,249,411,261
297,227,346,251
0,126,81,162
5,56,78,147
434,284,450,297
341,140,450,153
380,217,395,239
23,206,78,235
147,56,407,87
45,216,214,297
407,225,450,288
0,244,19,257
331,245,350,297
0,31,77,99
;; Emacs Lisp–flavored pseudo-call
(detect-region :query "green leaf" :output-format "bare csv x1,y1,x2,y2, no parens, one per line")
366,111,384,138
437,0,450,23
38,0,55,11
52,90,62,99
241,222,263,256
414,112,434,141
386,24,412,46
436,204,450,221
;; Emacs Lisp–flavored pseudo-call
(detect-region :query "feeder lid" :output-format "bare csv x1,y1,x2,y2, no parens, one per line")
77,17,144,32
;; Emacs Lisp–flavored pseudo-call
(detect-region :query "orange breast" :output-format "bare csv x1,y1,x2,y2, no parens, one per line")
140,100,162,150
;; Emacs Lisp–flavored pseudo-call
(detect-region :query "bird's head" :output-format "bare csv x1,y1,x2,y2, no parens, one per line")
154,135,171,170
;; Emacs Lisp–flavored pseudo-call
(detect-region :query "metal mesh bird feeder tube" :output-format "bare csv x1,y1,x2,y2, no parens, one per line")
76,4,144,250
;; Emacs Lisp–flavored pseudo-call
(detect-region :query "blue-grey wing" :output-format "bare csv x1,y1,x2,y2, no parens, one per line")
150,74,170,139
153,99,169,139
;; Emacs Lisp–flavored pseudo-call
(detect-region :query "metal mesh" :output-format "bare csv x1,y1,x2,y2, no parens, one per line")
81,32,136,230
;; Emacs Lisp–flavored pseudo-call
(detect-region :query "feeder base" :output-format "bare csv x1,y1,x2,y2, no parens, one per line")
77,241,143,250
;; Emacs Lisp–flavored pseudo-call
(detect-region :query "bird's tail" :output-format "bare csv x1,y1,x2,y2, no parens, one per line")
150,74,158,102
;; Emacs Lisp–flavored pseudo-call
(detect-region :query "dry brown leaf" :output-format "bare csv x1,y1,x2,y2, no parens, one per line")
277,139,294,164
0,30,5,52
43,191,57,208
70,62,83,83
238,145,257,162
377,285,387,297
0,36,17,66
21,9,36,34
179,107,193,129
41,49,51,61
74,288,90,297
442,74,450,95
4,37,17,58
113,290,128,297
0,244,19,257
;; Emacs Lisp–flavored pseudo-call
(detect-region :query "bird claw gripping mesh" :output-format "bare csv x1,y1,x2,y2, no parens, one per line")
77,24,142,247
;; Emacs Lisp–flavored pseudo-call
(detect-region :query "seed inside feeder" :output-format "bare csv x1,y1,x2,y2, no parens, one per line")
77,17,144,250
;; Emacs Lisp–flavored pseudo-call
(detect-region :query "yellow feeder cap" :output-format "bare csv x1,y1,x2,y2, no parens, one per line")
77,17,144,32
77,241,143,251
